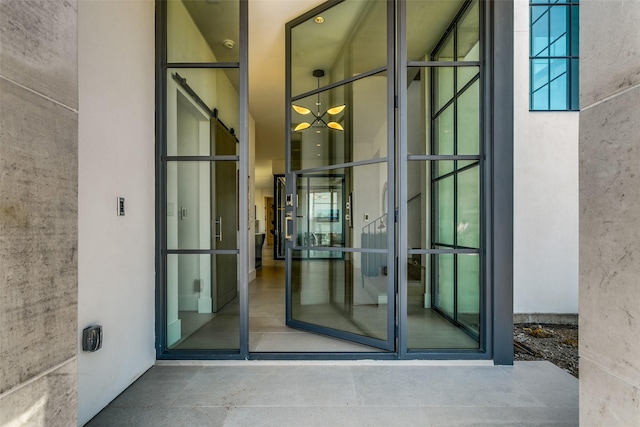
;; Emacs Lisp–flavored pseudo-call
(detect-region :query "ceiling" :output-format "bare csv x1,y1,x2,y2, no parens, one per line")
182,0,469,191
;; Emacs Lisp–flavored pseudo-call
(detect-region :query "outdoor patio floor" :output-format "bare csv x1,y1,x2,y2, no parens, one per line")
85,360,578,426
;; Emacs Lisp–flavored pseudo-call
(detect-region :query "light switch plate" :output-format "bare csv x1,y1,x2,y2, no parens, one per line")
117,197,125,216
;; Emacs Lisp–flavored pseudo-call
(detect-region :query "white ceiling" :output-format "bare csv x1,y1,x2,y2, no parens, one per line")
248,1,322,190
183,0,468,191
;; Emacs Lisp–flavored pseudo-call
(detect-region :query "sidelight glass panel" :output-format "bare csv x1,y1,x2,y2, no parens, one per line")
406,254,480,350
290,73,387,170
434,254,454,317
457,80,480,155
456,166,480,248
407,161,480,251
406,66,480,157
433,105,454,156
457,254,480,333
456,0,480,61
458,67,480,94
166,254,239,350
166,68,240,157
290,0,387,97
407,0,479,62
433,67,454,112
167,0,239,63
434,176,454,246
291,253,388,341
406,0,453,61
166,161,238,250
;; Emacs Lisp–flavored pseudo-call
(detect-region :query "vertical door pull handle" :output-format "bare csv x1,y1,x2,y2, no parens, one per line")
215,217,223,241
285,214,292,241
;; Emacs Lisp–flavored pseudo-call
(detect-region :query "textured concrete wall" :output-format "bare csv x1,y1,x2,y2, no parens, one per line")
0,1,78,426
579,0,640,424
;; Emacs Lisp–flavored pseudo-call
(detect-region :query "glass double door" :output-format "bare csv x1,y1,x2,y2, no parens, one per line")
285,0,483,352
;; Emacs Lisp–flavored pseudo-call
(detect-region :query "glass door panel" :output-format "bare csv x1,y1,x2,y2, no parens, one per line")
285,0,394,351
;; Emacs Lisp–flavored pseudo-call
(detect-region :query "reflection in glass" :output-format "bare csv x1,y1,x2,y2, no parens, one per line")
406,254,480,349
294,163,388,252
406,0,480,62
166,254,239,350
406,66,480,156
166,161,238,250
457,254,480,333
291,254,388,341
457,80,480,155
407,161,480,251
167,0,239,63
529,2,578,111
435,176,454,246
457,166,480,249
166,68,240,157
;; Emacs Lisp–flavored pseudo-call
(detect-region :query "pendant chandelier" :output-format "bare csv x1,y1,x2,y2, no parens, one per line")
292,69,345,132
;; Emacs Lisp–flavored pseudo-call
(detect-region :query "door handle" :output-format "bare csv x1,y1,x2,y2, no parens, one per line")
215,217,223,241
285,214,292,241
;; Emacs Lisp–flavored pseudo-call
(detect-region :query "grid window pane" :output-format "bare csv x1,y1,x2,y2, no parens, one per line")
435,177,454,246
532,85,549,110
434,105,454,155
532,59,549,92
435,254,454,317
457,166,480,249
531,7,549,57
529,2,578,111
550,60,568,110
549,6,568,56
457,80,480,155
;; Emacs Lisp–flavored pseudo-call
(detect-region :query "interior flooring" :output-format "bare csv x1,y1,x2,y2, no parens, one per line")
173,246,477,352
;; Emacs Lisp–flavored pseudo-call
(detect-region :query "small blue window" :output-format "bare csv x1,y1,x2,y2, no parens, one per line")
530,0,579,111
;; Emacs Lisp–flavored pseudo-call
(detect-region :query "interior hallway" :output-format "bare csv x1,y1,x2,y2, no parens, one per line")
174,246,477,352
85,361,578,426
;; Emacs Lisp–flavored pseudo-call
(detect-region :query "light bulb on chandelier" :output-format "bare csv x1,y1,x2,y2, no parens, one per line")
292,69,345,132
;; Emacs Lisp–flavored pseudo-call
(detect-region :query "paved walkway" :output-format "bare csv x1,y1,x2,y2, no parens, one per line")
86,361,578,426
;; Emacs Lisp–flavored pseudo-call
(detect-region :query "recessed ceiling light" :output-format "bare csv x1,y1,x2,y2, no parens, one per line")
315,16,325,24
223,39,235,49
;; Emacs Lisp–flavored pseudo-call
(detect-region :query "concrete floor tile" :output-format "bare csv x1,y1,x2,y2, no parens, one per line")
424,406,578,426
499,362,578,408
352,365,544,408
85,406,229,427
109,377,190,408
142,365,203,380
86,362,578,426
173,366,358,407
223,406,430,427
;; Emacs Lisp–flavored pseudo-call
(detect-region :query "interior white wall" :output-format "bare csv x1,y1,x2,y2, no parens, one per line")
77,0,155,425
513,0,579,315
